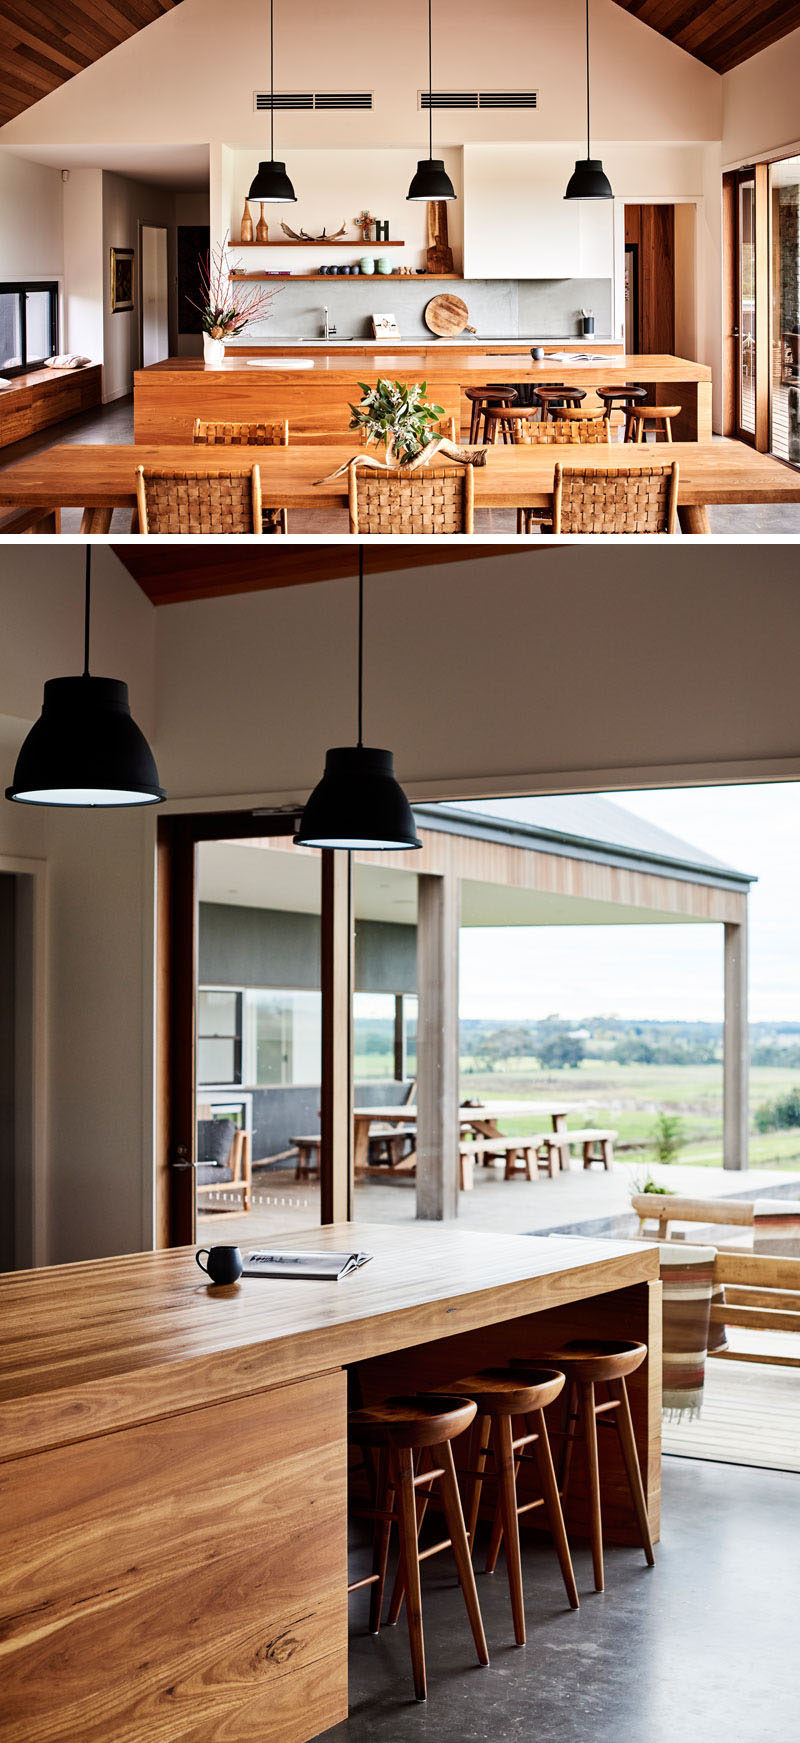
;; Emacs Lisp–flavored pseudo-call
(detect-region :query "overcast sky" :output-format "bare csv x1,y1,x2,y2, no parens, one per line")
458,784,800,1025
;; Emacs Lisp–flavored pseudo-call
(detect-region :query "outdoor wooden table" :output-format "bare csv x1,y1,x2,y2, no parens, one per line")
0,1223,660,1743
351,1100,576,1173
1,439,798,534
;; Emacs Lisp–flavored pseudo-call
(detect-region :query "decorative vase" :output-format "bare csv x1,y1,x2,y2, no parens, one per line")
360,256,375,275
203,334,226,368
255,204,269,243
240,199,254,244
376,258,392,276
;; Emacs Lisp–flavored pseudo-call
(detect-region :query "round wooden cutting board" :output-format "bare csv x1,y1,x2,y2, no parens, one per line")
424,294,477,336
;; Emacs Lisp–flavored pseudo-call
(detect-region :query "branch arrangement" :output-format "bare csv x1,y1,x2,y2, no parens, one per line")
191,234,284,337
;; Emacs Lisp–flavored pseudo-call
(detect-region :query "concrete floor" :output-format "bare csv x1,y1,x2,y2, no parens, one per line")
328,1456,799,1742
3,399,800,535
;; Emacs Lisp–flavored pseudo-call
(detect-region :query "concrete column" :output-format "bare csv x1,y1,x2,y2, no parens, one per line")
320,850,354,1222
723,918,749,1171
416,873,460,1221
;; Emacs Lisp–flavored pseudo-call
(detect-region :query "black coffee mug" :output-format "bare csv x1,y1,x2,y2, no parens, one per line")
531,346,545,361
196,1245,243,1285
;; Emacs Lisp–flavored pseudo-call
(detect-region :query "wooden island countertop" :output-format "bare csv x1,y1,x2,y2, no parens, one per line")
0,1225,660,1742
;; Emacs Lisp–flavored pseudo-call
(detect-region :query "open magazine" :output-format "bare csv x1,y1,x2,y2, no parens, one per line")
242,1249,373,1281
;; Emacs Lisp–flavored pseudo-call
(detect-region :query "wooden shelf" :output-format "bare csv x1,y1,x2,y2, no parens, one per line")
235,238,406,248
230,271,459,282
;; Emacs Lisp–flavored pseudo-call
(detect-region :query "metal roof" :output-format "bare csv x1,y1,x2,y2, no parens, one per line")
414,795,755,891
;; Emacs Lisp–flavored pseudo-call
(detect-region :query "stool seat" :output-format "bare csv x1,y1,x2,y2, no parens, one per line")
448,1365,565,1417
629,404,682,442
464,385,519,444
535,1339,647,1384
596,385,647,404
349,1392,476,1449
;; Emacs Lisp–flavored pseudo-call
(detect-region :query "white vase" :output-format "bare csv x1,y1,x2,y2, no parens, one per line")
203,334,226,368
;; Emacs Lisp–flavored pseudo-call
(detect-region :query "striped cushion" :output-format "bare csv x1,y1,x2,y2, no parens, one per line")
753,1199,800,1258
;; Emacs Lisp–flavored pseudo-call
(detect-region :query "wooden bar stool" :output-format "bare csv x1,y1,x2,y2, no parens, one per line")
532,385,587,420
348,1393,489,1701
443,1366,579,1645
629,404,682,443
465,386,518,444
518,1340,655,1593
596,385,647,440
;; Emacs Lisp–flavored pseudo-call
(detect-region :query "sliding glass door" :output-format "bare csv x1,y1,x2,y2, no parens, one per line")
735,171,757,441
770,154,800,466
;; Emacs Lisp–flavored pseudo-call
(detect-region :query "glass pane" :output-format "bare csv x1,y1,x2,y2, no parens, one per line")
198,1037,236,1083
405,995,418,1078
770,155,800,464
25,290,52,363
245,989,321,1086
738,178,756,436
198,989,239,1037
0,294,22,371
354,992,396,1078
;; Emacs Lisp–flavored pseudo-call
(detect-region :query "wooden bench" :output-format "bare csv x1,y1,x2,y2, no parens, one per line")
480,1131,556,1181
709,1251,800,1368
0,364,102,450
547,1127,616,1172
292,1135,321,1180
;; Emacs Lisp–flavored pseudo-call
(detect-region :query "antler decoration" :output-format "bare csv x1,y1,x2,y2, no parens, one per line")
280,220,348,242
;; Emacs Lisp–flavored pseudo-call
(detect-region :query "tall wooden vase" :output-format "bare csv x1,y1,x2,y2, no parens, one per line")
240,199,254,244
255,204,269,243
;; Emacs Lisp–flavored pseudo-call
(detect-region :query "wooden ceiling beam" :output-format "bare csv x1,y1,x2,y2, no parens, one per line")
111,545,543,607
610,0,800,72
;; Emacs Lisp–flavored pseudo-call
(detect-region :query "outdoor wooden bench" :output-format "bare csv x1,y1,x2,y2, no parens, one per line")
708,1251,800,1368
480,1131,555,1181
292,1135,321,1180
368,1123,416,1167
458,1138,487,1190
632,1192,800,1253
549,1127,617,1171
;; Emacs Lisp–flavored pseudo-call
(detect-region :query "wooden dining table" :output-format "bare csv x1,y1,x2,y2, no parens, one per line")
1,438,798,534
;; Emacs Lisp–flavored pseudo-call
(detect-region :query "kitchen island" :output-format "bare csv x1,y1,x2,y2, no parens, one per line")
134,350,713,445
0,1224,660,1743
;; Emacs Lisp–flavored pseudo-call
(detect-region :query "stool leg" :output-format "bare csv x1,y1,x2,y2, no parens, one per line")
560,1381,579,1499
466,1412,492,1549
434,1438,490,1667
485,1413,523,1574
469,401,479,443
531,1410,579,1609
663,416,672,442
495,1411,526,1644
583,1381,604,1592
369,1447,393,1632
613,1379,655,1567
392,1447,427,1700
387,1451,432,1625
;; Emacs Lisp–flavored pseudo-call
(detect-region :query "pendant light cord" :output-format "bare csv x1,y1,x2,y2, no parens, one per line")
585,0,591,160
357,546,364,749
428,0,433,161
269,0,275,160
83,546,91,678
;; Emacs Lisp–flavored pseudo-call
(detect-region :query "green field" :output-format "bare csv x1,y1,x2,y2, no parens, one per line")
354,1052,800,1170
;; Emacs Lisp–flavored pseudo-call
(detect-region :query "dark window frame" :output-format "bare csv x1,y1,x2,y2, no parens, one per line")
0,281,59,377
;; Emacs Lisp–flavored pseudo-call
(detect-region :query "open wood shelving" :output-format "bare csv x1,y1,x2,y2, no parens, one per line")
235,238,406,247
230,270,459,281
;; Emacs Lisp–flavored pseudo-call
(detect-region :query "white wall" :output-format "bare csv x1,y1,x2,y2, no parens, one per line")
0,152,63,281
62,167,104,367
722,25,800,169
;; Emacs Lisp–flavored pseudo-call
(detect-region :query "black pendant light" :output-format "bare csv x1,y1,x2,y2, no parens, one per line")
294,550,422,851
5,548,165,808
565,0,613,201
247,0,297,204
407,0,456,202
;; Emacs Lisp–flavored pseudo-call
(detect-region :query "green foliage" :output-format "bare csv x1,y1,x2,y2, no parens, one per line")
348,378,446,465
754,1086,800,1132
651,1111,685,1165
537,1032,586,1070
631,1172,675,1196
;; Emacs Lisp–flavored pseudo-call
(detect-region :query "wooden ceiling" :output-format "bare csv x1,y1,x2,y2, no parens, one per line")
112,545,539,606
611,0,800,74
0,1,184,127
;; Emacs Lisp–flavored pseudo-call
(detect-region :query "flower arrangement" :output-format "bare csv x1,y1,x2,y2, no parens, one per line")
348,378,446,466
354,209,376,241
191,235,283,363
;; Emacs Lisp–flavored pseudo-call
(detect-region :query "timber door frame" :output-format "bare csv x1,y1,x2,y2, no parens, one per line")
724,165,770,450
156,811,353,1247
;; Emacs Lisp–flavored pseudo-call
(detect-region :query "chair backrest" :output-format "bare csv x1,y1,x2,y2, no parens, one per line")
192,417,289,446
710,1250,800,1367
511,415,611,445
633,1193,756,1240
552,461,678,534
135,465,263,534
348,463,474,534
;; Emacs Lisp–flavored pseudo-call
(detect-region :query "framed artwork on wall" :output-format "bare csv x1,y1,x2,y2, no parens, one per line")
110,247,135,313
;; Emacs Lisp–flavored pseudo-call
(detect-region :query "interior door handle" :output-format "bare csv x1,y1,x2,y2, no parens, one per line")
171,1145,197,1170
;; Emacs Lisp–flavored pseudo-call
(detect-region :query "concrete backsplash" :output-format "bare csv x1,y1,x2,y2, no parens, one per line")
228,277,613,343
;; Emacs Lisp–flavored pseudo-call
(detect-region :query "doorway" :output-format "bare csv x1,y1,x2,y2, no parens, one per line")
140,223,169,367
623,204,676,354
0,867,41,1272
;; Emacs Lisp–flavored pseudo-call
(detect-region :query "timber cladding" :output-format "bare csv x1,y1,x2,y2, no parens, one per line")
0,2,185,126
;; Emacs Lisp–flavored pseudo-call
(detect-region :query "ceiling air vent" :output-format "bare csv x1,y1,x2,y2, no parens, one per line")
420,90,538,109
254,91,373,111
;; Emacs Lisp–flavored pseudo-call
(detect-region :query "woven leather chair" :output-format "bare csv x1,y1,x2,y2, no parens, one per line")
551,460,679,535
192,416,288,531
499,414,611,534
348,462,474,534
135,465,264,534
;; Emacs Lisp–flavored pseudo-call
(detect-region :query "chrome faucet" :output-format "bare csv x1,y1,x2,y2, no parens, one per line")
323,306,336,340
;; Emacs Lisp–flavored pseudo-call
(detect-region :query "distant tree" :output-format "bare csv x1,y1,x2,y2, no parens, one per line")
537,1033,585,1070
754,1087,800,1132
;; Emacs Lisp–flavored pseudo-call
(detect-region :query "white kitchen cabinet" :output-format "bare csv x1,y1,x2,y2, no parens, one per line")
463,145,613,279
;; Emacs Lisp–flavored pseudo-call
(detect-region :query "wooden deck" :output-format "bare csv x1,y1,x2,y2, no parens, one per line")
663,1332,800,1473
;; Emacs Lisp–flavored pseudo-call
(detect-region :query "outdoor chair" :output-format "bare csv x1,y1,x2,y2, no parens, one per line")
192,416,288,531
348,461,474,534
551,460,679,534
196,1117,252,1213
134,464,265,534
